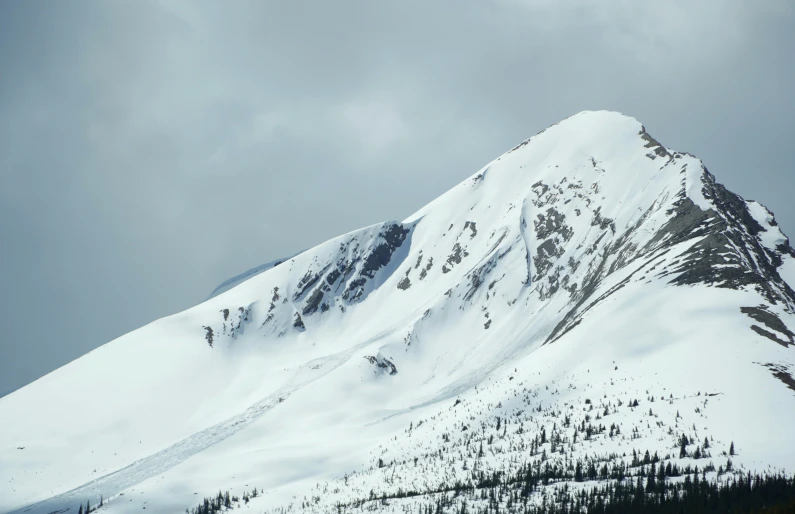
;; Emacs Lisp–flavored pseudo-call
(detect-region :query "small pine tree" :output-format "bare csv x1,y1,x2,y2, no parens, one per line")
646,463,657,492
730,441,735,456
78,505,84,514
86,500,90,513
704,436,710,449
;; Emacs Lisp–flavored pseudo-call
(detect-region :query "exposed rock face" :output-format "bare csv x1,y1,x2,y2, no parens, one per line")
205,221,413,344
364,355,398,375
543,166,795,345
742,306,794,347
645,170,795,306
207,114,795,361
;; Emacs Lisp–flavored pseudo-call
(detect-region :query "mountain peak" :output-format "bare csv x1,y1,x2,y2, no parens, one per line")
3,113,794,514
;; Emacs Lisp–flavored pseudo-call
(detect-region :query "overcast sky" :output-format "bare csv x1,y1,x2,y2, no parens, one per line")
1,0,793,394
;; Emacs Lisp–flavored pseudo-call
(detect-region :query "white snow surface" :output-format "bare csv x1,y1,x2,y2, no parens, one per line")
2,111,794,514
207,252,304,300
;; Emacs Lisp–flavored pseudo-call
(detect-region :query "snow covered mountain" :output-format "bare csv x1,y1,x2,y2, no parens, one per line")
2,111,794,514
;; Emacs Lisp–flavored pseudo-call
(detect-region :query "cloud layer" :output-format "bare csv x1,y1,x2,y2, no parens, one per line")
1,0,793,392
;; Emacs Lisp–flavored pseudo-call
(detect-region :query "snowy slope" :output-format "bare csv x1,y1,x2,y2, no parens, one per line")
2,111,794,514
206,253,302,300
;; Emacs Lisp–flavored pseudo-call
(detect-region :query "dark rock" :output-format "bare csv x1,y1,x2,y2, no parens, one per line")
419,257,433,280
532,181,549,199
761,363,795,392
464,221,478,238
742,306,793,347
639,126,671,160
464,256,498,302
443,243,468,273
293,268,327,302
590,206,615,234
536,207,573,240
293,313,306,331
364,355,398,375
202,326,214,348
750,326,791,348
302,287,326,316
325,268,342,286
342,223,410,301
650,172,795,305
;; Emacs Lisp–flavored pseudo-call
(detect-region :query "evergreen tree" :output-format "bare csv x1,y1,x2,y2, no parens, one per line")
646,463,656,492
730,441,735,456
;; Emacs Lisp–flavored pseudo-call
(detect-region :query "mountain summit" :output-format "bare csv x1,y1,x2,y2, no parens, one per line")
2,111,794,513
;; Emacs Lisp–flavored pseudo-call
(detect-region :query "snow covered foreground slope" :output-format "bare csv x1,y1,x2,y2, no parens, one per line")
2,111,795,514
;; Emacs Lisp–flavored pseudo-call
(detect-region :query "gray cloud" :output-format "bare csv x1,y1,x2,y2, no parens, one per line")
1,0,793,393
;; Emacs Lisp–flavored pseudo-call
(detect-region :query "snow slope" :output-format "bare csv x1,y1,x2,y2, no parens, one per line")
207,252,304,300
2,111,794,514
